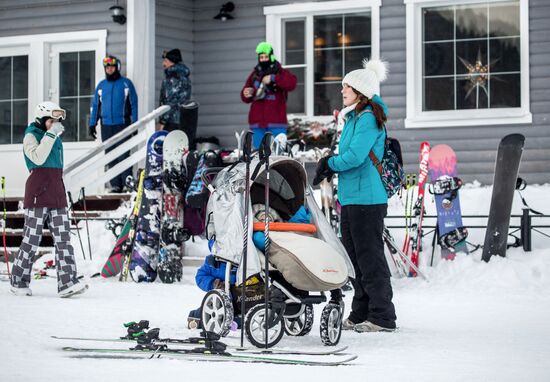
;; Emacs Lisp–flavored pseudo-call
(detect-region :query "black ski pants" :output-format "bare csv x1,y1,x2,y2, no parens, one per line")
341,204,396,329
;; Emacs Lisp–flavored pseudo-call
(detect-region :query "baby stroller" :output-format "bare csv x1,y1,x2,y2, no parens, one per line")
199,154,355,348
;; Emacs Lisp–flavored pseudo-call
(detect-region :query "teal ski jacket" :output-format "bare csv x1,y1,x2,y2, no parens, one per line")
328,95,389,206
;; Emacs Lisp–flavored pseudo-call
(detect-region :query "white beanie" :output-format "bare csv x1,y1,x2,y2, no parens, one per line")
342,58,388,99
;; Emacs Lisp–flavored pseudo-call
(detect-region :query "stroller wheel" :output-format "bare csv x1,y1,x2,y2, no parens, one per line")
200,289,234,337
284,304,314,336
320,303,342,346
244,303,284,348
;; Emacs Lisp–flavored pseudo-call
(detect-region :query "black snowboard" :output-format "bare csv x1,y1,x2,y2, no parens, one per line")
481,134,525,262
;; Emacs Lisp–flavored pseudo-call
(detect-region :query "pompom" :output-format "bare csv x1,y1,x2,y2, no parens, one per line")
362,58,388,82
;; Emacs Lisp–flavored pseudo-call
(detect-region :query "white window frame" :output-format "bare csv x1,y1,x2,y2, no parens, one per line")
0,30,106,148
265,0,381,120
404,0,531,128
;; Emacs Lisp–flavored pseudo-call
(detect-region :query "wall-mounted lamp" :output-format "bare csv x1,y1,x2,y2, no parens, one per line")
109,1,126,25
214,2,235,22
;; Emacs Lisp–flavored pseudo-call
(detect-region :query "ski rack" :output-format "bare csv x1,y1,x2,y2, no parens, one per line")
385,210,550,253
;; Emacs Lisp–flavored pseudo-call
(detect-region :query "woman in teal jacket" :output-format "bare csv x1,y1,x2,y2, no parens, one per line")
314,59,396,332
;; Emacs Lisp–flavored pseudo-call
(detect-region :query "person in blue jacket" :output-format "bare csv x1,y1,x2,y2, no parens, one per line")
188,249,237,329
89,56,138,192
313,59,396,333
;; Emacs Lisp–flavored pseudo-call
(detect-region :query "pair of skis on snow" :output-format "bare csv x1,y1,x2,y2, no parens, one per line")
52,319,357,366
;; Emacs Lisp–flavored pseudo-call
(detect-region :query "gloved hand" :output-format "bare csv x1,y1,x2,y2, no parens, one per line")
89,125,97,139
50,121,65,136
312,155,335,186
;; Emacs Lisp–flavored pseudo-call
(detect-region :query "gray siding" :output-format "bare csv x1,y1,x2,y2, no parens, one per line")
192,0,334,145
192,0,550,185
380,0,550,185
155,0,194,107
2,0,548,184
0,0,127,75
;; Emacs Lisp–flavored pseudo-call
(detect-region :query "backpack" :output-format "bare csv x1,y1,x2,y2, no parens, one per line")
368,128,405,198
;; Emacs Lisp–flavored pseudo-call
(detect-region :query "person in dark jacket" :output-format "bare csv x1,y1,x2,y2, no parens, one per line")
10,101,88,298
89,56,138,193
241,42,297,149
159,49,192,135
314,59,396,332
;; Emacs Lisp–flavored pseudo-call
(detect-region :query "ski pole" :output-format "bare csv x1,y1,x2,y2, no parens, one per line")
80,187,93,260
240,131,253,349
67,191,86,260
1,177,10,276
259,132,272,348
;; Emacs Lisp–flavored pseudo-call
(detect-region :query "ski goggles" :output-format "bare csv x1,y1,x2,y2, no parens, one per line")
102,57,118,67
51,109,66,120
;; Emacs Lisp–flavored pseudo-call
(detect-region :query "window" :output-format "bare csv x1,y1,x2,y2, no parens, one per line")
0,55,29,144
405,0,531,128
59,51,95,142
266,0,380,118
0,30,106,146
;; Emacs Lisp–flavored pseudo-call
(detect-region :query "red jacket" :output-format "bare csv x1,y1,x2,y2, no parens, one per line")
241,62,297,129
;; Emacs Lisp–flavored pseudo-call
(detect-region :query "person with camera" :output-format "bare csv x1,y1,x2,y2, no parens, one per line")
241,42,297,149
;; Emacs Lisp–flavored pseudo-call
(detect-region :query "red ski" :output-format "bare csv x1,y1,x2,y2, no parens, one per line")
407,142,430,276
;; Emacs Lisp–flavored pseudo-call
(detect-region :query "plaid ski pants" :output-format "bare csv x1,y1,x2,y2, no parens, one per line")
11,207,79,292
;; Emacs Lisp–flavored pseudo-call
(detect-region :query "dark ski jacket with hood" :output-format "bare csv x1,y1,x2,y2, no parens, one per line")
159,63,192,125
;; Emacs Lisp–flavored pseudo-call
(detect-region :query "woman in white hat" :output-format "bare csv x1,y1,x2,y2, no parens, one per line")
313,59,396,332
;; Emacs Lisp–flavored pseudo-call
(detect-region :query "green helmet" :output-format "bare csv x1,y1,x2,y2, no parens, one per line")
255,41,275,62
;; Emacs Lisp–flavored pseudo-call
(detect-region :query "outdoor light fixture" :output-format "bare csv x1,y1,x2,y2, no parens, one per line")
109,1,126,25
214,2,235,22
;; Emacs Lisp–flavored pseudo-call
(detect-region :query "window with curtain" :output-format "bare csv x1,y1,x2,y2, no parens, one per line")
281,12,372,116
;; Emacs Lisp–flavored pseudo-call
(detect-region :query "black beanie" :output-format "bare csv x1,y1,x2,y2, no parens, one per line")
163,49,182,64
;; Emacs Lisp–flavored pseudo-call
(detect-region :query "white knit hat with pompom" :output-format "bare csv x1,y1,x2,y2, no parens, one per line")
342,58,388,99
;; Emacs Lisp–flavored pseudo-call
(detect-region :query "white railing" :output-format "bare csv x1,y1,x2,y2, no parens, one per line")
64,105,170,195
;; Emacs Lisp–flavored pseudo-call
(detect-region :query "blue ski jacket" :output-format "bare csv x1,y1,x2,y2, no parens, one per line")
195,255,237,292
89,76,138,127
328,95,389,206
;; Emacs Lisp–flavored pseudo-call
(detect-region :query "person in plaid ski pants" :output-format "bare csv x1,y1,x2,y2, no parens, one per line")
10,101,88,298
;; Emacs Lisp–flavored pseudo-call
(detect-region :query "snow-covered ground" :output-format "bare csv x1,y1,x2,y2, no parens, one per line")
1,183,550,381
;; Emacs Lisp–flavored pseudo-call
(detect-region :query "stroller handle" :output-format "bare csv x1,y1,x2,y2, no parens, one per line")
200,167,224,192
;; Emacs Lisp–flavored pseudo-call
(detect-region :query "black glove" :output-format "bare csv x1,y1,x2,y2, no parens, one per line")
89,126,97,139
313,156,335,186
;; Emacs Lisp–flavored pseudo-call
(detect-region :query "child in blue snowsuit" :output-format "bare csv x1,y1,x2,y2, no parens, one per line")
188,248,238,329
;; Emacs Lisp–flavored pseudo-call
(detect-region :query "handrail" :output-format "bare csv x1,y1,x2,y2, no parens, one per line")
65,105,169,174
64,105,170,195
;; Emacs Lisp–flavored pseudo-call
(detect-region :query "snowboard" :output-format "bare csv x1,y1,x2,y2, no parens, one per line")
481,134,525,262
428,144,468,259
158,130,190,284
129,130,168,282
101,170,145,278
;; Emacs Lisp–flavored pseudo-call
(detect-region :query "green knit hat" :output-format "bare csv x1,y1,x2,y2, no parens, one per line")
255,41,275,62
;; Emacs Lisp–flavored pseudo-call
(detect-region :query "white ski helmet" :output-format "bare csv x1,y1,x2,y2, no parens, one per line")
34,101,66,122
